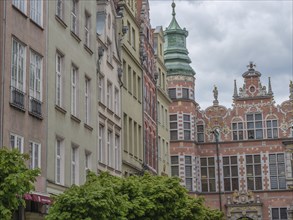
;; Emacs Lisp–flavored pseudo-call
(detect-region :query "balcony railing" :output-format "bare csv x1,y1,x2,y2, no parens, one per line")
10,86,25,110
29,96,42,117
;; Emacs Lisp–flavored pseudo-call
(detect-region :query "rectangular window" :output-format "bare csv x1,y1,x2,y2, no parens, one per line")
13,0,26,13
56,0,64,19
133,71,137,97
185,156,193,191
71,146,79,185
55,52,63,107
85,151,91,172
168,88,176,99
201,157,216,192
182,88,189,99
114,135,121,171
107,130,113,167
29,142,41,169
272,208,288,220
71,66,78,116
56,139,64,185
107,81,113,110
137,76,141,102
197,125,204,143
170,114,178,140
98,124,105,163
85,12,90,47
10,133,24,153
131,28,135,48
122,60,127,87
127,21,131,43
71,0,78,34
232,122,243,141
267,119,278,139
183,114,191,140
223,156,239,192
114,88,119,115
123,114,128,152
30,0,42,26
247,113,263,139
85,77,90,124
98,74,104,103
269,154,286,189
246,155,262,190
171,156,179,176
128,65,132,94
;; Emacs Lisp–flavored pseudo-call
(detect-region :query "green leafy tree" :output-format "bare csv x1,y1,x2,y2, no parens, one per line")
0,148,40,220
47,171,223,220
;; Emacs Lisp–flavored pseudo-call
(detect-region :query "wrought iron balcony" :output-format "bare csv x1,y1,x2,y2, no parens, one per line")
10,86,25,110
29,96,42,117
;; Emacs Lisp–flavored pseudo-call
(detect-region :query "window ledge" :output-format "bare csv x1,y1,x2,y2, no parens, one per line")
10,102,26,112
98,101,107,109
106,108,114,115
55,15,67,29
29,18,44,30
12,5,27,18
84,44,93,55
71,114,81,123
114,114,121,120
71,31,81,43
29,111,43,120
84,123,93,131
55,105,67,114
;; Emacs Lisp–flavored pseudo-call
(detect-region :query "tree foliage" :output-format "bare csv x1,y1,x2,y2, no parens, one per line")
46,171,224,220
0,148,40,220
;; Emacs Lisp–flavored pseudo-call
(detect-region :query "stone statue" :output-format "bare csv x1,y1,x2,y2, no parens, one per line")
232,190,240,204
213,85,218,101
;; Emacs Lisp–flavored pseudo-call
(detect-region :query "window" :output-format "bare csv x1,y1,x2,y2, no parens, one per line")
107,39,113,64
12,0,26,13
247,113,263,139
223,156,239,192
232,121,243,141
271,208,288,220
29,51,42,116
133,71,137,97
71,146,79,185
246,155,262,190
71,66,78,116
127,21,131,43
107,81,113,110
182,88,189,99
269,154,286,189
84,77,90,124
267,119,278,139
11,39,26,108
84,12,90,47
55,52,63,107
165,109,168,128
114,88,119,115
85,151,91,171
98,74,104,103
197,125,204,143
114,135,120,171
162,72,165,91
183,114,191,140
169,115,178,140
107,130,113,167
30,0,42,26
137,76,141,102
122,60,127,86
56,0,64,19
201,157,216,192
123,114,128,152
128,65,132,94
98,124,105,163
171,156,179,176
71,0,78,34
10,133,24,153
29,142,41,169
131,28,135,48
185,156,193,191
168,88,176,99
56,139,64,184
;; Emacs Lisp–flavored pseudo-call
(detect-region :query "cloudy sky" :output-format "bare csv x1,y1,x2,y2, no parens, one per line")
149,0,293,109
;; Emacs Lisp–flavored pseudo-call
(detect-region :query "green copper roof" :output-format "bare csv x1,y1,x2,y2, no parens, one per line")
164,1,195,76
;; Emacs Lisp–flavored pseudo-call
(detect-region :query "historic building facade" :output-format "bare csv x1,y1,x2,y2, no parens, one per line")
166,2,293,220
153,26,172,176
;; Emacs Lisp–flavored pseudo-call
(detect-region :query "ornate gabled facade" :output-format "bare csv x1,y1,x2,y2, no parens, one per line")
165,2,293,220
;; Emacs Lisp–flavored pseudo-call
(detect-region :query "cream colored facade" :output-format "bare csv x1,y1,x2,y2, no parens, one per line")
46,0,97,195
117,0,144,175
153,26,171,176
96,0,122,176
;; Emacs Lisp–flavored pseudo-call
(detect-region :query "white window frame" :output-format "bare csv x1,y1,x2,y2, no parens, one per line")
107,81,113,110
10,133,24,153
85,12,90,47
55,138,64,185
98,74,104,103
30,0,43,26
29,51,42,101
114,88,119,115
29,141,41,169
71,0,78,34
107,130,113,167
71,66,78,116
85,77,90,124
12,0,26,13
114,134,120,171
11,39,26,92
71,146,79,185
55,52,63,107
98,124,105,163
